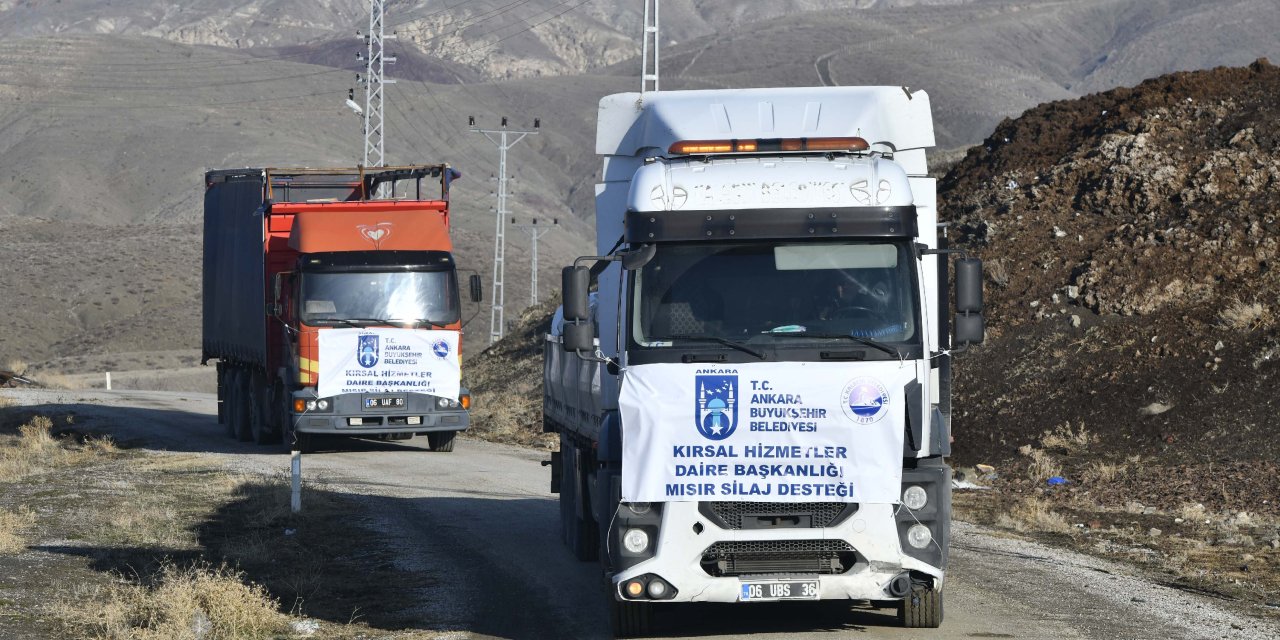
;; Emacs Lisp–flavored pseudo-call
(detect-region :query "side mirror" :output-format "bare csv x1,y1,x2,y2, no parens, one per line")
954,257,985,346
562,266,591,321
561,266,595,353
469,274,483,303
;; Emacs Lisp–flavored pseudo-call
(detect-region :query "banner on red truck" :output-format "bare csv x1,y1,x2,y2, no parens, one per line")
317,328,461,400
618,361,910,503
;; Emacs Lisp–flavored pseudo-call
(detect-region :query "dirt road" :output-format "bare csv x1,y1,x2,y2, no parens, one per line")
7,388,1275,639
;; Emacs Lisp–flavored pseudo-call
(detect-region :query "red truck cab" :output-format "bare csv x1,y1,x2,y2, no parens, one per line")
203,166,480,452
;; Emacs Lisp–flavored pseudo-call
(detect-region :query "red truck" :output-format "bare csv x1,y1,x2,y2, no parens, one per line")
202,166,480,452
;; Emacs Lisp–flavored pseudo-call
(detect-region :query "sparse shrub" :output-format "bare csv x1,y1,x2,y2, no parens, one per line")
56,561,292,640
1081,461,1125,484
1219,297,1274,331
1039,421,1097,455
2,359,27,375
1019,444,1062,481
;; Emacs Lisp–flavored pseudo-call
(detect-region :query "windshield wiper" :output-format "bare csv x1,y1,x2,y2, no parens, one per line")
318,318,449,328
765,330,902,359
649,334,766,360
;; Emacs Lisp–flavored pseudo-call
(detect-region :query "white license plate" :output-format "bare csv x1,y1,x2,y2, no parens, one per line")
740,580,819,601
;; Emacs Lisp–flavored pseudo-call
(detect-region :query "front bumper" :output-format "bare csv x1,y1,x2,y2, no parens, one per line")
290,389,469,435
611,501,945,604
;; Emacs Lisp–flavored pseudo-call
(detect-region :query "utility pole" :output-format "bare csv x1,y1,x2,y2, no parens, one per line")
355,0,396,168
513,217,558,307
469,116,540,344
641,0,660,93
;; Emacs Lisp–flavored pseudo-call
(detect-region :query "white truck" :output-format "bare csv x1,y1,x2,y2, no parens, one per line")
544,86,985,637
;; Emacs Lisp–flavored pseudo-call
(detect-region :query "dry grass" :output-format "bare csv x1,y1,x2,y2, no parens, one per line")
3,358,28,375
995,496,1073,534
0,414,120,481
0,506,36,553
56,561,291,640
1081,461,1126,485
1219,297,1274,331
1039,421,1097,455
1018,444,1063,481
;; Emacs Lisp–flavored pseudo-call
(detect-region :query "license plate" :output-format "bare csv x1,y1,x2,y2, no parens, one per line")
363,396,405,410
740,580,819,601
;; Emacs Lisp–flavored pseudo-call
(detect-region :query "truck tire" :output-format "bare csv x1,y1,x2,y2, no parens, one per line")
898,587,943,628
560,438,598,561
232,372,253,442
427,431,456,452
222,369,238,438
248,373,278,445
609,599,653,638
226,369,252,441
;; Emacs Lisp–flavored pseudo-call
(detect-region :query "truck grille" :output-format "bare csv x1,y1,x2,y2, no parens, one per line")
701,502,855,529
700,539,857,576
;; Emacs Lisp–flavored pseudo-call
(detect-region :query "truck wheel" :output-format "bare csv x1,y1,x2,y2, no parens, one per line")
226,369,252,441
222,369,239,438
898,587,943,628
232,372,253,442
427,431,456,452
561,439,598,561
609,599,653,638
248,374,278,445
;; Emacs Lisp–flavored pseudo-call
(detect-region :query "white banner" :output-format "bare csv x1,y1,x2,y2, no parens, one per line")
316,328,461,401
620,361,913,504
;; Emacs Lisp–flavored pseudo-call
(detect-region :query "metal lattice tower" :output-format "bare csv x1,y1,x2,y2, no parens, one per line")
470,117,540,343
357,0,396,167
513,217,558,307
641,0,660,93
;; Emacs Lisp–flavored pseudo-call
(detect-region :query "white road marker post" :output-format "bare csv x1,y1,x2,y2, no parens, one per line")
291,450,302,513
105,372,112,390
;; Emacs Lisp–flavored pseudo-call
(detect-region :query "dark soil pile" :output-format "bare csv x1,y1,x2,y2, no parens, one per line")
462,297,560,449
943,60,1280,503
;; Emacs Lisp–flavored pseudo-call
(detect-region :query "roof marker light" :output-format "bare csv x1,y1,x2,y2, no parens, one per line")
668,137,869,155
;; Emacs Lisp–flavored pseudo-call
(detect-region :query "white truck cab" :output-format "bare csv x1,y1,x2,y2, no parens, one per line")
544,87,984,637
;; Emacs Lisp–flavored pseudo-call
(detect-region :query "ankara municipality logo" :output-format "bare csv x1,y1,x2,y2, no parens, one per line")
431,338,451,359
840,377,890,424
357,334,380,368
695,373,738,440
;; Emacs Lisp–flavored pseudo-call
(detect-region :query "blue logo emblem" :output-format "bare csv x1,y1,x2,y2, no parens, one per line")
357,334,380,368
695,374,738,440
432,338,451,359
840,377,890,424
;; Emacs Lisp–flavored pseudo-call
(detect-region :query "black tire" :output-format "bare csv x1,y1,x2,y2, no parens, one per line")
232,372,253,442
285,428,315,454
222,369,238,438
562,441,598,562
427,431,456,452
898,587,943,628
248,374,278,445
609,599,653,638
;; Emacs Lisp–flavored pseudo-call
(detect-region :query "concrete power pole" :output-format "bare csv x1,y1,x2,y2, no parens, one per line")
641,0,660,93
469,116,540,344
356,0,396,167
513,217,558,307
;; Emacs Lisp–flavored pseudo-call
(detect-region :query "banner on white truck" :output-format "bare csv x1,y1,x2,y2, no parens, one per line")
316,328,460,401
619,361,911,504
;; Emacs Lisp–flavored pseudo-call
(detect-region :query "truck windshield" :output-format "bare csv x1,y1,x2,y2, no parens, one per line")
632,241,918,347
300,270,460,326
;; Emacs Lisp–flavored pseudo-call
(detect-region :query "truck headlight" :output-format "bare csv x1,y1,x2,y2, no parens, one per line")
315,399,330,411
907,524,932,549
437,397,459,409
902,485,928,511
623,528,650,554
625,502,651,515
